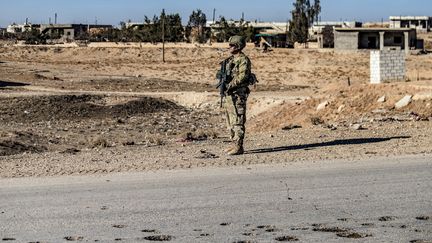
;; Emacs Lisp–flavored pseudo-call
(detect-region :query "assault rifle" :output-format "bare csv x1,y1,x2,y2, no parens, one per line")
216,57,232,108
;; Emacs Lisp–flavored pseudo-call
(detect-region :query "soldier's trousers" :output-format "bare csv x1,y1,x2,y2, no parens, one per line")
224,90,249,146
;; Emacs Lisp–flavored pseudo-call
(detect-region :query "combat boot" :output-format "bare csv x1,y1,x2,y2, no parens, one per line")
227,144,244,156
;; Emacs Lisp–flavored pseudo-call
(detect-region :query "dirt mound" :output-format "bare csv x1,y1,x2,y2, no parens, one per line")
64,78,214,92
0,131,47,156
0,94,184,123
250,83,432,132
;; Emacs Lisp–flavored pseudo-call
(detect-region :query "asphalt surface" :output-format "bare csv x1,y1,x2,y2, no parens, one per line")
0,155,431,243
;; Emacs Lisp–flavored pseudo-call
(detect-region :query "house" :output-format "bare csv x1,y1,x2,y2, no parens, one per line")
390,16,431,33
334,28,417,54
207,20,289,47
251,22,289,47
310,21,361,37
40,24,113,40
313,21,362,48
6,23,35,33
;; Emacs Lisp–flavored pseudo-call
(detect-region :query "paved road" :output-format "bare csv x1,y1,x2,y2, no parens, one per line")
0,155,431,242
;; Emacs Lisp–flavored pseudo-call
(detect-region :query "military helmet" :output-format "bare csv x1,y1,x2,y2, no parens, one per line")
229,35,246,50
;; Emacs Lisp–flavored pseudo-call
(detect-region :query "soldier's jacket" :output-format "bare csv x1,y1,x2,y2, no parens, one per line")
227,52,251,92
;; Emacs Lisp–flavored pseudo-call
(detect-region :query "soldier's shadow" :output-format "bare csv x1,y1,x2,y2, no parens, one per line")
245,136,411,154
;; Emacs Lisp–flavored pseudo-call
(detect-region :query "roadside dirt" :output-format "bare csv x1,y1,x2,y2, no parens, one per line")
0,43,431,178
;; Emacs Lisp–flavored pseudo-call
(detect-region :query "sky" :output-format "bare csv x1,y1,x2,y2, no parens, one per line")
1,0,432,27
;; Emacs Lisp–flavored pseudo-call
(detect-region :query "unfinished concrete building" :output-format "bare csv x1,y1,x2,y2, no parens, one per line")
310,21,361,37
40,24,113,41
313,22,362,48
207,20,289,47
334,28,417,54
390,16,431,32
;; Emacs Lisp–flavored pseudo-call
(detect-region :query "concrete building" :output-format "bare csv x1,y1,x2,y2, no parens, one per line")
207,20,288,34
249,22,288,35
334,28,417,54
40,24,113,40
313,22,362,48
310,21,361,37
207,20,289,47
390,16,432,32
6,23,34,33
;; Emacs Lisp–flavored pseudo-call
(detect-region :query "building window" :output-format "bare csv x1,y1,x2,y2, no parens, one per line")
67,31,71,36
394,36,402,44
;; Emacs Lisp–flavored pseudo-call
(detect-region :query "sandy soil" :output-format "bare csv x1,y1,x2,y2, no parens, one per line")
0,43,431,178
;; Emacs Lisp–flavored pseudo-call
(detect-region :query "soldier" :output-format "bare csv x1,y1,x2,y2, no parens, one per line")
223,35,253,156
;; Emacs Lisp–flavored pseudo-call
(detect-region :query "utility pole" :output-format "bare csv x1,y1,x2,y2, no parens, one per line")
55,13,57,24
162,9,165,63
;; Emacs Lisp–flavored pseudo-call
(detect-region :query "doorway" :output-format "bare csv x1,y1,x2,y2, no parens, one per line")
368,36,377,49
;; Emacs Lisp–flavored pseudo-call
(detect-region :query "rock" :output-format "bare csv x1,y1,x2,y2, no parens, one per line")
326,124,337,130
311,117,324,125
377,95,386,103
350,124,364,130
337,105,345,113
413,92,432,101
395,95,413,109
317,101,329,111
372,109,388,114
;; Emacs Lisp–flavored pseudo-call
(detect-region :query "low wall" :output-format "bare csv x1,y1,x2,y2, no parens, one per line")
370,50,406,84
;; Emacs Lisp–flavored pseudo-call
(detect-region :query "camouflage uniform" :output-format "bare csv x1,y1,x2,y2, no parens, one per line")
224,37,252,155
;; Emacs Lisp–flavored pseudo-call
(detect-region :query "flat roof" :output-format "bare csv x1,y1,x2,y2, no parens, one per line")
335,27,415,32
390,16,431,21
41,24,112,28
313,21,360,26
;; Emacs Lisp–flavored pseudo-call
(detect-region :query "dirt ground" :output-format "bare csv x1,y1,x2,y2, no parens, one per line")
0,42,431,178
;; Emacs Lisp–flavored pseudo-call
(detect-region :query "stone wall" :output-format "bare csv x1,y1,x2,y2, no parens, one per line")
370,50,406,84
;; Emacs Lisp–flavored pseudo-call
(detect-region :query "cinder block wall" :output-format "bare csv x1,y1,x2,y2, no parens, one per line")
334,32,359,50
370,50,406,84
